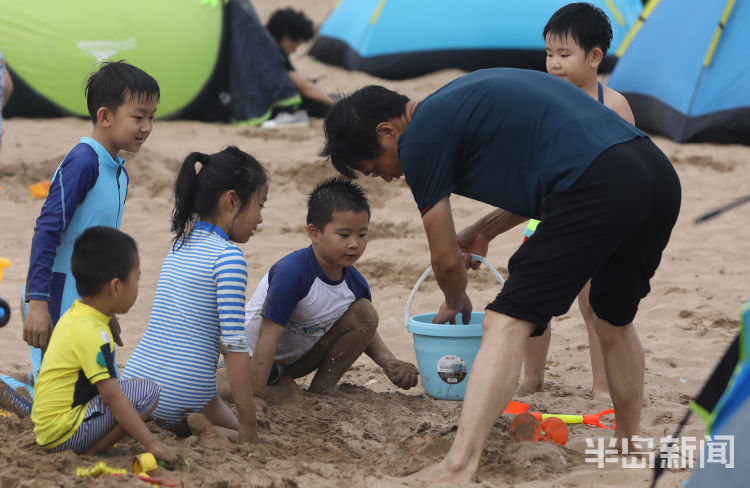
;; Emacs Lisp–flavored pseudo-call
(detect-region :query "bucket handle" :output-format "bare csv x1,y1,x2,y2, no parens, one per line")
405,254,505,326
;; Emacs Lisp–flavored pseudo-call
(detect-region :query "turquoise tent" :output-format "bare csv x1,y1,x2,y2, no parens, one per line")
310,0,643,79
651,300,750,487
0,0,300,125
608,0,750,144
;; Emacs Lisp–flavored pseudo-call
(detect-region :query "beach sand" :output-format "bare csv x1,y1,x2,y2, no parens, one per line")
1,1,749,486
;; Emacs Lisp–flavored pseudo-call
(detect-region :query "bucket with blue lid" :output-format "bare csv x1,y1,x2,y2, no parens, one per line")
406,254,505,400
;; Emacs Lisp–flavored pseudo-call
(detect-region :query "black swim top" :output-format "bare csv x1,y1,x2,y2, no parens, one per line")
598,82,604,104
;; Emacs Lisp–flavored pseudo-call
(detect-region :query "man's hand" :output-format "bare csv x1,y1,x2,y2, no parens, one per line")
382,358,419,390
433,293,473,325
22,300,53,350
456,225,489,270
109,315,124,347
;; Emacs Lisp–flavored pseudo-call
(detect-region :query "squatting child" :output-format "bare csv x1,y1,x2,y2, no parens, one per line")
31,226,175,462
243,177,418,398
515,2,636,400
123,146,268,445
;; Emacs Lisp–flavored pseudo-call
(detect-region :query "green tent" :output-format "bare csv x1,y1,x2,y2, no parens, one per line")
0,0,300,125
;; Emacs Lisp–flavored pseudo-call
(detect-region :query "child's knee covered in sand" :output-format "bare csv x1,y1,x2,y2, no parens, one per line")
346,298,378,336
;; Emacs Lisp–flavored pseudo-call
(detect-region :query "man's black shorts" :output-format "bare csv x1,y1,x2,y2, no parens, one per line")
486,137,681,336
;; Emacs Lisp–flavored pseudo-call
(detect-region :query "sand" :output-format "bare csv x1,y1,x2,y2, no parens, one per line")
1,1,749,486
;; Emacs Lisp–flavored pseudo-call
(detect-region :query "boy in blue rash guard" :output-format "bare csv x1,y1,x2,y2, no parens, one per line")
241,177,418,398
21,61,159,381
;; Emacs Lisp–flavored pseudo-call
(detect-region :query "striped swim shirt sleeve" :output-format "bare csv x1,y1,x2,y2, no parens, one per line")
213,245,249,353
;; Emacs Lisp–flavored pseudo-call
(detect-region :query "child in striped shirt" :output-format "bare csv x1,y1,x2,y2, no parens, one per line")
123,146,268,444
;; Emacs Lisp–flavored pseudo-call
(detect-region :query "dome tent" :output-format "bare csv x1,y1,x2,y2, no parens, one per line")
0,0,300,125
608,0,750,145
309,0,643,80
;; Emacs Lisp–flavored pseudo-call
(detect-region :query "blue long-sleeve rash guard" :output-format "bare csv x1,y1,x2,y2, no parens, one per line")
25,137,128,324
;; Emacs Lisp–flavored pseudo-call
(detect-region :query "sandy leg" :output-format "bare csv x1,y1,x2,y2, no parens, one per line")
187,413,233,450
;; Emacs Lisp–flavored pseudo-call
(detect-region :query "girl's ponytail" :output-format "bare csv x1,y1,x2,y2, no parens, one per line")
170,147,268,248
171,152,207,248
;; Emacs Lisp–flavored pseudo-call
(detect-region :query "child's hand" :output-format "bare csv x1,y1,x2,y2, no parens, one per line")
23,300,53,349
149,440,177,465
382,358,419,390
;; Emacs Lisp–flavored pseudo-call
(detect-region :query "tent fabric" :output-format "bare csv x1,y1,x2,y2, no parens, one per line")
0,0,299,125
651,300,749,487
309,0,643,80
684,301,750,486
608,0,750,145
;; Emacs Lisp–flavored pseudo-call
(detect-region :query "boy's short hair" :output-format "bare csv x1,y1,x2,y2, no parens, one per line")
85,60,160,124
322,85,409,179
307,177,370,230
543,2,613,57
72,226,138,297
266,8,315,43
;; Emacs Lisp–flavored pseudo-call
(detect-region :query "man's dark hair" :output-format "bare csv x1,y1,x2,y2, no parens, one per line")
322,85,409,178
266,8,315,43
307,177,370,230
72,226,138,297
543,3,613,57
85,60,160,124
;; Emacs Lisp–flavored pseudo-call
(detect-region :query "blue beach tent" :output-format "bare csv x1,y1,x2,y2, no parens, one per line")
608,0,750,145
651,300,750,487
309,0,643,80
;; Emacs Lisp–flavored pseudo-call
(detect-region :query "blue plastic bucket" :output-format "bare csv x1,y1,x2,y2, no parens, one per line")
408,312,484,400
405,254,505,401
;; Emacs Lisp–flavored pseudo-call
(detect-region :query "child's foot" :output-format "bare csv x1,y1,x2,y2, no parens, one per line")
515,379,543,397
187,413,233,450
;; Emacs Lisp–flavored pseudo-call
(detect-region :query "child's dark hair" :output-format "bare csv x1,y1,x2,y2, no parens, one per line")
85,60,160,124
543,3,613,57
172,146,268,247
72,226,138,297
307,177,370,230
322,85,409,178
266,8,315,43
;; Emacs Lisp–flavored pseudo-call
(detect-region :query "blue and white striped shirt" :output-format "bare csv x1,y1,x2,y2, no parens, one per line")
123,221,248,424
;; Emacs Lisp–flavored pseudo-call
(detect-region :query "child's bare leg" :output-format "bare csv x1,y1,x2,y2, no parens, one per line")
578,281,610,402
187,412,233,449
199,394,239,440
286,298,378,394
83,402,157,455
516,326,550,396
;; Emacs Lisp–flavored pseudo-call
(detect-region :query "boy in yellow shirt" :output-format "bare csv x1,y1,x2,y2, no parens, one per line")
31,226,174,462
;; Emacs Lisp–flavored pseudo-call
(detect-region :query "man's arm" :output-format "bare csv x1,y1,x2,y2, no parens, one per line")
456,208,528,269
288,71,334,105
421,196,472,324
250,317,285,399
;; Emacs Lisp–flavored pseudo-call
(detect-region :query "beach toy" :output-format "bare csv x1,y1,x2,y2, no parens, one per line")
503,400,615,430
509,413,542,442
76,461,127,478
540,417,569,446
0,258,11,327
406,254,505,400
0,408,12,418
29,180,51,199
134,453,158,476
